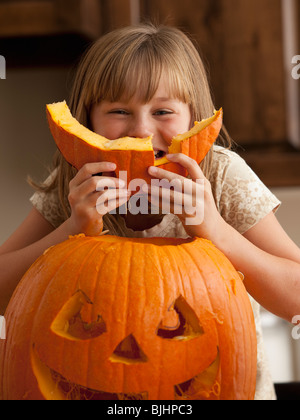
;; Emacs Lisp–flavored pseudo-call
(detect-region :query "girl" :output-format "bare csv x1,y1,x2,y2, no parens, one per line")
1,24,300,400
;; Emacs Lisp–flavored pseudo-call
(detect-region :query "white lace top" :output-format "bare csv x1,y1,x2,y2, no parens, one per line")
30,146,281,400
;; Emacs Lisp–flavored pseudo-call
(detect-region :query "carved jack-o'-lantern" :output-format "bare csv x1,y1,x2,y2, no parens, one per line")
0,235,256,400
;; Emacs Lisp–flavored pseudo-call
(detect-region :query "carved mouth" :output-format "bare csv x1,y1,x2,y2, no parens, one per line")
30,345,146,400
31,346,220,400
175,351,220,400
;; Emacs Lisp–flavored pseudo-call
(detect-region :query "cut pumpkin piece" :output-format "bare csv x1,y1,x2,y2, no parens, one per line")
46,101,223,183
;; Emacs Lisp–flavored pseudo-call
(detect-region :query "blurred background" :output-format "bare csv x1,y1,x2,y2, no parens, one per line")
0,0,300,393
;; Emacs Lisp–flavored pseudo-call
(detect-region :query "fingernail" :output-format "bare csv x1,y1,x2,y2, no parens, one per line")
166,154,174,160
148,166,158,175
108,163,116,170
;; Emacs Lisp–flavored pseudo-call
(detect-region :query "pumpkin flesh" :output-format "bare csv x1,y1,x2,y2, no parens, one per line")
46,101,223,183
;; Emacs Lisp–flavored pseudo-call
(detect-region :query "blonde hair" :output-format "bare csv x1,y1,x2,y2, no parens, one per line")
30,23,232,235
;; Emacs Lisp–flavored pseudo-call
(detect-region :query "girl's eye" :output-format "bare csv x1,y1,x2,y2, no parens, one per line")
109,110,129,115
154,110,173,116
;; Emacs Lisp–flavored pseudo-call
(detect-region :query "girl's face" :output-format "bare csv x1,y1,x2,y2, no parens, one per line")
90,77,192,161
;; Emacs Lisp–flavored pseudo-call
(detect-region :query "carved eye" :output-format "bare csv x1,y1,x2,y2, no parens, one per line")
51,290,107,341
156,295,204,340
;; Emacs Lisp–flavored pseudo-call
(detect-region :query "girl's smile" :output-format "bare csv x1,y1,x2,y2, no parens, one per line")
90,77,192,158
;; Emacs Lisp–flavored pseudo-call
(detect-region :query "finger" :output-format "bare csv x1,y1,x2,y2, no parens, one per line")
95,189,130,216
145,175,204,203
148,188,204,223
96,195,130,216
70,175,126,205
146,183,184,203
96,177,126,191
146,180,205,212
146,184,193,209
76,186,129,210
148,165,187,184
93,188,130,205
166,153,205,182
147,188,189,218
71,162,117,187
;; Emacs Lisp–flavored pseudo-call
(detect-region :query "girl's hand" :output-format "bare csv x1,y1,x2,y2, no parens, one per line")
146,154,226,240
66,162,130,236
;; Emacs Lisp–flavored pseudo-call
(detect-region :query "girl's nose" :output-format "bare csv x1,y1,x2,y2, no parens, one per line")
127,116,153,139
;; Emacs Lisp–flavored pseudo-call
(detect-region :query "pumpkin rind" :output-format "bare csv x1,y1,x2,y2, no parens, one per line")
46,102,223,183
0,235,256,400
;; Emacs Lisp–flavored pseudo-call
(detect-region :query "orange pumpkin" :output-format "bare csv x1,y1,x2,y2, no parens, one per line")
0,235,256,400
46,101,223,183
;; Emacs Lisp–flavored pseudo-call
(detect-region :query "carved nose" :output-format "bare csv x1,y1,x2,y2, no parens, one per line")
109,334,148,364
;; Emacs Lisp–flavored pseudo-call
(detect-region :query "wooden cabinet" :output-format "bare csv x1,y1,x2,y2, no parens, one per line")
0,0,103,39
141,0,287,147
0,0,140,39
0,0,135,66
282,0,300,151
140,0,300,186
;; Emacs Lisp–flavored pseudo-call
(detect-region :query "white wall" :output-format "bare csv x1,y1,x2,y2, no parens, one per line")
272,187,300,247
0,67,70,244
262,187,300,383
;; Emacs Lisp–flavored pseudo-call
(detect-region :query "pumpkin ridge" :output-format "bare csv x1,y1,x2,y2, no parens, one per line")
174,243,219,356
31,239,89,318
84,244,106,390
179,241,236,397
157,242,219,396
121,241,133,391
91,241,120,389
232,276,257,399
153,244,170,399
109,241,127,389
38,240,102,379
197,242,256,399
188,243,236,395
23,241,85,398
148,244,170,399
176,241,216,316
236,292,257,399
28,240,90,397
